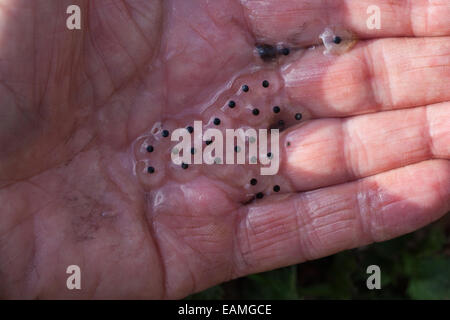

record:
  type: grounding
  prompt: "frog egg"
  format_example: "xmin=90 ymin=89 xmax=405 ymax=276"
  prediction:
xmin=319 ymin=27 xmax=357 ymax=55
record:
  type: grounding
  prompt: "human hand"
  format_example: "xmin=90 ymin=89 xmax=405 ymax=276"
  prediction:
xmin=0 ymin=0 xmax=449 ymax=299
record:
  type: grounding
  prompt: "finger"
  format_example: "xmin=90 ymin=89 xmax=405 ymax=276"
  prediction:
xmin=241 ymin=0 xmax=450 ymax=44
xmin=233 ymin=159 xmax=450 ymax=276
xmin=281 ymin=102 xmax=450 ymax=191
xmin=282 ymin=36 xmax=450 ymax=117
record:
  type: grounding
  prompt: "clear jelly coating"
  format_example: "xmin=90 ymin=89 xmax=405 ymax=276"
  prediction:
xmin=132 ymin=25 xmax=356 ymax=204
xmin=319 ymin=27 xmax=358 ymax=55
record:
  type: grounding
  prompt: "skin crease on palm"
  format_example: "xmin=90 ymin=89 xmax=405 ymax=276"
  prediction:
xmin=0 ymin=0 xmax=449 ymax=300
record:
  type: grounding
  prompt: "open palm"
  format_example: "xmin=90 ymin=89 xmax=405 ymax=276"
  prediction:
xmin=0 ymin=0 xmax=449 ymax=299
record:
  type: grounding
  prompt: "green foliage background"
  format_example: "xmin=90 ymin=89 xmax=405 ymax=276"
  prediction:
xmin=187 ymin=216 xmax=450 ymax=300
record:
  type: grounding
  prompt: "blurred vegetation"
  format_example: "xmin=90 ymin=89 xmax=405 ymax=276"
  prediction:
xmin=187 ymin=215 xmax=450 ymax=300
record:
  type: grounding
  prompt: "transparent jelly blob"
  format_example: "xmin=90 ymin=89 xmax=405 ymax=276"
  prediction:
xmin=319 ymin=27 xmax=358 ymax=55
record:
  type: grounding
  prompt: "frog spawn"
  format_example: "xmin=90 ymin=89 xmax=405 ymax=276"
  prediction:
xmin=133 ymin=26 xmax=357 ymax=204
xmin=133 ymin=75 xmax=305 ymax=203
xmin=319 ymin=27 xmax=358 ymax=55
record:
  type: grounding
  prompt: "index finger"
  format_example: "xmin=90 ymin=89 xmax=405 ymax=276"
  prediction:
xmin=241 ymin=0 xmax=450 ymax=45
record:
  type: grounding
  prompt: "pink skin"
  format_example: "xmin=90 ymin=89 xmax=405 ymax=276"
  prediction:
xmin=0 ymin=0 xmax=449 ymax=299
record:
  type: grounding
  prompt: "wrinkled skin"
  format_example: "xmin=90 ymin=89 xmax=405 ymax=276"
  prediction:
xmin=0 ymin=0 xmax=449 ymax=299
